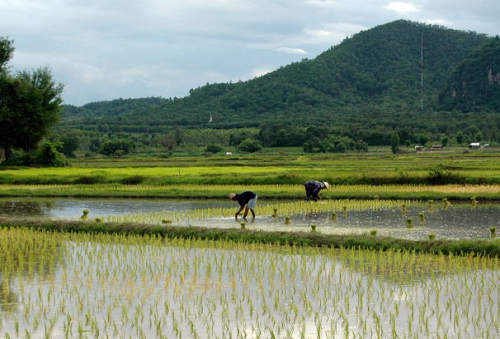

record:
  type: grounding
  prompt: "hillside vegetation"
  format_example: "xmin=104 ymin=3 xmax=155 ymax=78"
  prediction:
xmin=439 ymin=36 xmax=500 ymax=112
xmin=62 ymin=20 xmax=494 ymax=131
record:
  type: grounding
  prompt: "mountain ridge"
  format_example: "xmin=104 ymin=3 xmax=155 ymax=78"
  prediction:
xmin=62 ymin=20 xmax=494 ymax=131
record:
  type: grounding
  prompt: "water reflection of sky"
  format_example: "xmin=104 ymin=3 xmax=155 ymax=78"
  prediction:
xmin=1 ymin=198 xmax=499 ymax=240
xmin=0 ymin=198 xmax=228 ymax=219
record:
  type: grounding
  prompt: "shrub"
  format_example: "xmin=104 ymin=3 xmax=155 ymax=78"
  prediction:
xmin=121 ymin=175 xmax=145 ymax=185
xmin=1 ymin=141 xmax=69 ymax=167
xmin=99 ymin=139 xmax=135 ymax=156
xmin=204 ymin=144 xmax=223 ymax=154
xmin=73 ymin=175 xmax=107 ymax=184
xmin=426 ymin=164 xmax=465 ymax=185
xmin=237 ymin=138 xmax=262 ymax=153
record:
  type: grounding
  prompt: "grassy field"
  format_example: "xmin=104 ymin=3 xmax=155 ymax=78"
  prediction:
xmin=1 ymin=149 xmax=500 ymax=199
xmin=1 ymin=183 xmax=500 ymax=200
xmin=2 ymin=149 xmax=500 ymax=180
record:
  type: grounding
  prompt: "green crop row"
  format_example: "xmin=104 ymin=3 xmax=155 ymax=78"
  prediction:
xmin=1 ymin=218 xmax=499 ymax=257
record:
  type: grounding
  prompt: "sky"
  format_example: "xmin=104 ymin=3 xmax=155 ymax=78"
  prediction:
xmin=1 ymin=0 xmax=498 ymax=106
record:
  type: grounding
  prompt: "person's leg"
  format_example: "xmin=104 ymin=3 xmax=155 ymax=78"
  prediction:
xmin=246 ymin=196 xmax=257 ymax=218
xmin=243 ymin=206 xmax=249 ymax=218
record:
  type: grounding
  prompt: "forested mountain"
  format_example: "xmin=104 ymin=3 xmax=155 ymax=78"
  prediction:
xmin=62 ymin=20 xmax=494 ymax=134
xmin=439 ymin=36 xmax=500 ymax=112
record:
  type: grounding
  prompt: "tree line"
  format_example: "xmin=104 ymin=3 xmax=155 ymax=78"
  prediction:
xmin=0 ymin=37 xmax=65 ymax=165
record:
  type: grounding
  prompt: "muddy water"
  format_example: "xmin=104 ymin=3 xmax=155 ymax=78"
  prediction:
xmin=0 ymin=197 xmax=227 ymax=219
xmin=1 ymin=198 xmax=499 ymax=240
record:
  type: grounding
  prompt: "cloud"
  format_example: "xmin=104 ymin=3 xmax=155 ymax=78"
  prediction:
xmin=248 ymin=67 xmax=274 ymax=79
xmin=2 ymin=0 xmax=499 ymax=105
xmin=385 ymin=2 xmax=420 ymax=14
xmin=275 ymin=47 xmax=308 ymax=55
xmin=305 ymin=0 xmax=339 ymax=8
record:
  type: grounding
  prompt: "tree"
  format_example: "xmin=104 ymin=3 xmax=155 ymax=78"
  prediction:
xmin=99 ymin=139 xmax=135 ymax=156
xmin=0 ymin=64 xmax=64 ymax=161
xmin=0 ymin=37 xmax=14 ymax=74
xmin=237 ymin=138 xmax=262 ymax=153
xmin=57 ymin=131 xmax=81 ymax=157
xmin=204 ymin=144 xmax=223 ymax=154
xmin=390 ymin=133 xmax=399 ymax=154
xmin=416 ymin=134 xmax=429 ymax=146
xmin=441 ymin=136 xmax=449 ymax=147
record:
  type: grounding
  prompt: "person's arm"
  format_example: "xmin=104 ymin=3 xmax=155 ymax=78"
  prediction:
xmin=235 ymin=205 xmax=245 ymax=218
xmin=312 ymin=184 xmax=322 ymax=197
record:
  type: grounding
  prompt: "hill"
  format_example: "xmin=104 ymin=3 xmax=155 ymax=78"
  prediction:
xmin=62 ymin=20 xmax=492 ymax=133
xmin=439 ymin=36 xmax=500 ymax=112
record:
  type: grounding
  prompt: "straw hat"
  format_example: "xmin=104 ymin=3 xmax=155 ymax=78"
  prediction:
xmin=229 ymin=193 xmax=237 ymax=200
xmin=322 ymin=181 xmax=330 ymax=189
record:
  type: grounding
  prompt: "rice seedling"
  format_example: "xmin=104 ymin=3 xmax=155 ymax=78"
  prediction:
xmin=418 ymin=212 xmax=425 ymax=226
xmin=80 ymin=209 xmax=90 ymax=220
xmin=406 ymin=217 xmax=414 ymax=228
xmin=490 ymin=227 xmax=497 ymax=238
xmin=442 ymin=198 xmax=451 ymax=209
xmin=98 ymin=198 xmax=417 ymax=227
xmin=2 ymin=221 xmax=500 ymax=338
xmin=428 ymin=200 xmax=434 ymax=213
xmin=401 ymin=203 xmax=407 ymax=216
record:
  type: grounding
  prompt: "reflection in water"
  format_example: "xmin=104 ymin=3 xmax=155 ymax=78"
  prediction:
xmin=0 ymin=201 xmax=45 ymax=217
xmin=0 ymin=228 xmax=64 ymax=314
xmin=2 ymin=198 xmax=500 ymax=240
xmin=0 ymin=198 xmax=228 ymax=219
xmin=0 ymin=235 xmax=499 ymax=338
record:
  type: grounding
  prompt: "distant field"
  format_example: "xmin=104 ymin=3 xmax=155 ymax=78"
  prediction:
xmin=1 ymin=150 xmax=500 ymax=199
xmin=1 ymin=149 xmax=500 ymax=185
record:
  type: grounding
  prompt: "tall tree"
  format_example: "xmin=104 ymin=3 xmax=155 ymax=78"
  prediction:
xmin=0 ymin=43 xmax=64 ymax=161
xmin=0 ymin=37 xmax=14 ymax=74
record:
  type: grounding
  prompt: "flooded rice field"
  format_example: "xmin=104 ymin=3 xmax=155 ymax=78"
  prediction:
xmin=1 ymin=197 xmax=499 ymax=241
xmin=2 ymin=198 xmax=500 ymax=338
xmin=1 ymin=229 xmax=499 ymax=339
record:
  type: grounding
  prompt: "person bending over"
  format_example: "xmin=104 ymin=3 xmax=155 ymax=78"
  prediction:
xmin=304 ymin=181 xmax=329 ymax=201
xmin=229 ymin=191 xmax=257 ymax=219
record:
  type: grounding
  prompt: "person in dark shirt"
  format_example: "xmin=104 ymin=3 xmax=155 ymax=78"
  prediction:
xmin=229 ymin=191 xmax=257 ymax=219
xmin=304 ymin=181 xmax=329 ymax=201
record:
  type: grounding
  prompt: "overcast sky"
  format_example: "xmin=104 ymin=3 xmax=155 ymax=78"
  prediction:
xmin=1 ymin=1 xmax=498 ymax=106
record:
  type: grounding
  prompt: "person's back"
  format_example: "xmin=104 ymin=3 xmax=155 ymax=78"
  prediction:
xmin=230 ymin=191 xmax=258 ymax=219
xmin=304 ymin=181 xmax=329 ymax=201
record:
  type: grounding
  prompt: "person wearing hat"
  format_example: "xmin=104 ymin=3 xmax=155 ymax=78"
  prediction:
xmin=229 ymin=191 xmax=257 ymax=219
xmin=304 ymin=181 xmax=330 ymax=201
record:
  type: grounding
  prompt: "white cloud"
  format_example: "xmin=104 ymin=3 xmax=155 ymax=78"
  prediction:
xmin=385 ymin=2 xmax=420 ymax=14
xmin=276 ymin=47 xmax=308 ymax=55
xmin=305 ymin=0 xmax=339 ymax=8
xmin=1 ymin=0 xmax=498 ymax=105
xmin=248 ymin=68 xmax=273 ymax=79
xmin=422 ymin=18 xmax=453 ymax=27
xmin=304 ymin=23 xmax=367 ymax=44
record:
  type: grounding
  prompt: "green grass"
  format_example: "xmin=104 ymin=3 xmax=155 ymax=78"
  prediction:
xmin=1 ymin=150 xmax=500 ymax=199
xmin=2 ymin=150 xmax=500 ymax=185
xmin=1 ymin=183 xmax=500 ymax=200
xmin=2 ymin=218 xmax=499 ymax=257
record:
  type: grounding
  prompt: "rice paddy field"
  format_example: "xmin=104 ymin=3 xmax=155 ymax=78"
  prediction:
xmin=1 ymin=228 xmax=499 ymax=339
xmin=1 ymin=150 xmax=500 ymax=187
xmin=1 ymin=152 xmax=500 ymax=338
